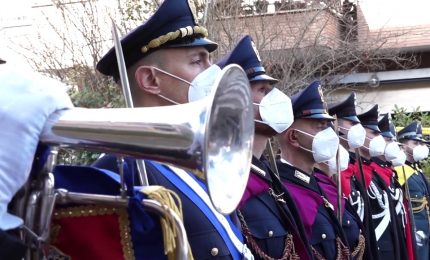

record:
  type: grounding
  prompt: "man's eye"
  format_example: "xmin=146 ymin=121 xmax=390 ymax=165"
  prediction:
xmin=318 ymin=122 xmax=326 ymax=129
xmin=262 ymin=87 xmax=272 ymax=94
xmin=191 ymin=59 xmax=202 ymax=65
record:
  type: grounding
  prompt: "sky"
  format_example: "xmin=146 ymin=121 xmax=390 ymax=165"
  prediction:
xmin=0 ymin=0 xmax=32 ymax=27
xmin=359 ymin=0 xmax=430 ymax=29
xmin=2 ymin=0 xmax=430 ymax=29
xmin=2 ymin=0 xmax=430 ymax=65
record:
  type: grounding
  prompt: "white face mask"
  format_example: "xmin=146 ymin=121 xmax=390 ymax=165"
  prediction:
xmin=254 ymin=88 xmax=294 ymax=133
xmin=391 ymin=150 xmax=407 ymax=166
xmin=367 ymin=135 xmax=386 ymax=157
xmin=295 ymin=127 xmax=340 ymax=163
xmin=384 ymin=141 xmax=401 ymax=161
xmin=339 ymin=124 xmax=366 ymax=149
xmin=326 ymin=144 xmax=349 ymax=175
xmin=188 ymin=65 xmax=222 ymax=102
xmin=152 ymin=64 xmax=222 ymax=104
xmin=421 ymin=145 xmax=429 ymax=159
xmin=413 ymin=145 xmax=428 ymax=162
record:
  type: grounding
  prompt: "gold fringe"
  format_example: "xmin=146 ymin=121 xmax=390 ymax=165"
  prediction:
xmin=141 ymin=26 xmax=208 ymax=54
xmin=53 ymin=205 xmax=135 ymax=260
xmin=411 ymin=196 xmax=428 ymax=213
xmin=140 ymin=186 xmax=193 ymax=260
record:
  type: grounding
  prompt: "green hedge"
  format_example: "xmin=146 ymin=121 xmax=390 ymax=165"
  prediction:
xmin=392 ymin=105 xmax=430 ymax=178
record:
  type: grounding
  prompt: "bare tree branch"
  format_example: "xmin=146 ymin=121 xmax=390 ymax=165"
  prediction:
xmin=205 ymin=0 xmax=418 ymax=96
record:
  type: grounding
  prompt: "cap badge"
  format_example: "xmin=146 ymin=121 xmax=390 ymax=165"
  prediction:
xmin=318 ymin=85 xmax=325 ymax=103
xmin=251 ymin=41 xmax=261 ymax=62
xmin=188 ymin=0 xmax=199 ymax=24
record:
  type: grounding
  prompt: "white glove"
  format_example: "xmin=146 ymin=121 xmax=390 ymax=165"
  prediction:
xmin=0 ymin=64 xmax=73 ymax=230
xmin=416 ymin=230 xmax=426 ymax=246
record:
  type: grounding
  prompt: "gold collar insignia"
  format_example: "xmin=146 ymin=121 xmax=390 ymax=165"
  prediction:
xmin=294 ymin=170 xmax=310 ymax=184
xmin=251 ymin=164 xmax=266 ymax=177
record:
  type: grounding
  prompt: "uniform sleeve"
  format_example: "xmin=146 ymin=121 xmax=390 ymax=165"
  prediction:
xmin=0 ymin=65 xmax=73 ymax=229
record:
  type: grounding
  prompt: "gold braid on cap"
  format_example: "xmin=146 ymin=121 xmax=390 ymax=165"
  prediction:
xmin=141 ymin=25 xmax=208 ymax=53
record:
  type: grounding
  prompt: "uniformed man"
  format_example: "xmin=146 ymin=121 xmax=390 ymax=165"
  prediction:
xmin=328 ymin=92 xmax=379 ymax=259
xmin=276 ymin=81 xmax=350 ymax=259
xmin=396 ymin=121 xmax=430 ymax=260
xmin=357 ymin=105 xmax=406 ymax=259
xmin=374 ymin=113 xmax=412 ymax=258
xmin=313 ymin=135 xmax=366 ymax=259
xmin=217 ymin=35 xmax=313 ymax=260
xmin=94 ymin=0 xmax=252 ymax=258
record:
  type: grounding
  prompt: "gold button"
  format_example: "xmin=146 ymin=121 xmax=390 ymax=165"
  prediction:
xmin=322 ymin=233 xmax=327 ymax=239
xmin=211 ymin=248 xmax=219 ymax=256
xmin=268 ymin=230 xmax=274 ymax=237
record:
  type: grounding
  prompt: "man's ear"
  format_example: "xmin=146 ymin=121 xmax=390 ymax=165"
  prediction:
xmin=287 ymin=128 xmax=301 ymax=148
xmin=135 ymin=66 xmax=160 ymax=94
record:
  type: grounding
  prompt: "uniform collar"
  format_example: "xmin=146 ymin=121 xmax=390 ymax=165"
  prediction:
xmin=371 ymin=157 xmax=388 ymax=167
xmin=251 ymin=156 xmax=272 ymax=182
xmin=313 ymin=169 xmax=335 ymax=186
xmin=361 ymin=156 xmax=372 ymax=165
xmin=277 ymin=160 xmax=320 ymax=194
xmin=348 ymin=151 xmax=356 ymax=163
xmin=406 ymin=160 xmax=415 ymax=168
xmin=280 ymin=158 xmax=291 ymax=165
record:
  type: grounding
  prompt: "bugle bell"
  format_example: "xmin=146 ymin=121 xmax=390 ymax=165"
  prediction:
xmin=42 ymin=64 xmax=254 ymax=214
